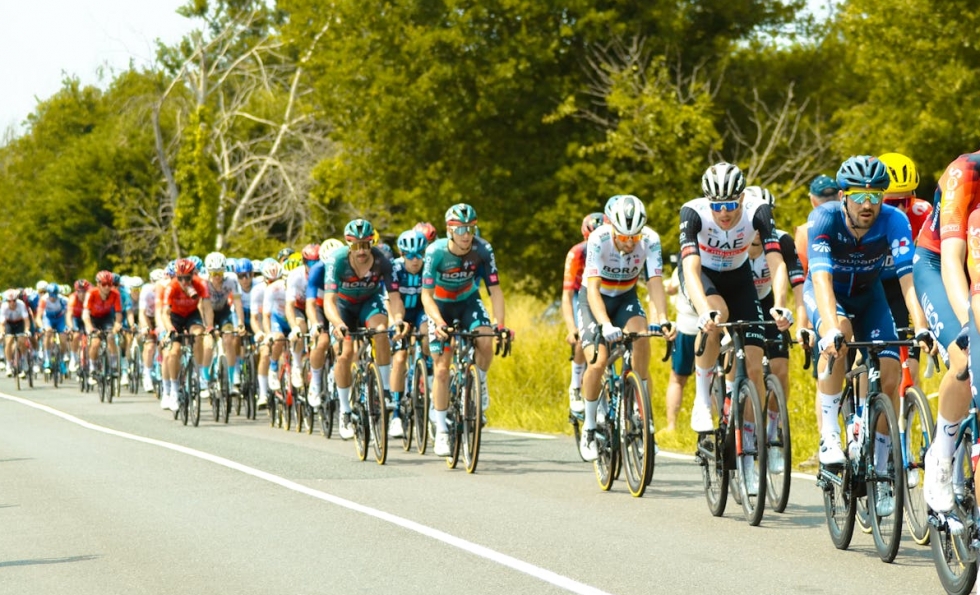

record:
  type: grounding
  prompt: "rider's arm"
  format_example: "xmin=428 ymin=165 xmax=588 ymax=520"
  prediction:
xmin=561 ymin=289 xmax=577 ymax=338
xmin=644 ymin=275 xmax=669 ymax=326
xmin=586 ymin=276 xmax=611 ymax=327
xmin=487 ymin=284 xmax=505 ymax=329
xmin=941 ymin=238 xmax=970 ymax=325
xmin=811 ymin=270 xmax=839 ymax=337
xmin=681 ymin=255 xmax=710 ymax=316
xmin=199 ymin=298 xmax=214 ymax=329
xmin=232 ymin=294 xmax=245 ymax=329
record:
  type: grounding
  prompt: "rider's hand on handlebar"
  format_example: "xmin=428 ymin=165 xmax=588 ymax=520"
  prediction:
xmin=817 ymin=328 xmax=843 ymax=358
xmin=914 ymin=327 xmax=938 ymax=355
xmin=564 ymin=329 xmax=579 ymax=346
xmin=796 ymin=327 xmax=814 ymax=349
xmin=769 ymin=307 xmax=794 ymax=331
xmin=331 ymin=324 xmax=348 ymax=341
xmin=601 ymin=322 xmax=622 ymax=343
xmin=697 ymin=310 xmax=719 ymax=333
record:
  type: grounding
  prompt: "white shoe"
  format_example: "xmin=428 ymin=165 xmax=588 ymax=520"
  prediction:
xmin=768 ymin=444 xmax=785 ymax=474
xmin=269 ymin=374 xmax=281 ymax=392
xmin=819 ymin=437 xmax=846 ymax=466
xmin=200 ymin=386 xmax=210 ymax=398
xmin=742 ymin=456 xmax=759 ymax=496
xmin=389 ymin=417 xmax=404 ymax=438
xmin=120 ymin=371 xmax=129 ymax=385
xmin=257 ymin=393 xmax=268 ymax=408
xmin=160 ymin=392 xmax=170 ymax=409
xmin=68 ymin=360 xmax=78 ymax=373
xmin=875 ymin=482 xmax=895 ymax=516
xmin=4 ymin=370 xmax=11 ymax=378
xmin=291 ymin=367 xmax=303 ymax=388
xmin=32 ymin=364 xmax=39 ymax=374
xmin=690 ymin=402 xmax=714 ymax=433
xmin=435 ymin=431 xmax=452 ymax=457
xmin=579 ymin=429 xmax=598 ymax=462
xmin=339 ymin=413 xmax=355 ymax=440
xmin=142 ymin=377 xmax=154 ymax=393
xmin=308 ymin=389 xmax=321 ymax=409
xmin=481 ymin=382 xmax=490 ymax=412
xmin=569 ymin=387 xmax=585 ymax=414
xmin=308 ymin=380 xmax=321 ymax=403
xmin=87 ymin=375 xmax=98 ymax=386
xmin=924 ymin=447 xmax=955 ymax=513
xmin=167 ymin=392 xmax=180 ymax=412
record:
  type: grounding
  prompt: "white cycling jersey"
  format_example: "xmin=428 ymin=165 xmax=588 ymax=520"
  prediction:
xmin=0 ymin=300 xmax=29 ymax=323
xmin=678 ymin=195 xmax=779 ymax=272
xmin=262 ymin=280 xmax=287 ymax=318
xmin=583 ymin=224 xmax=664 ymax=297
xmin=285 ymin=267 xmax=308 ymax=309
xmin=38 ymin=295 xmax=68 ymax=318
xmin=139 ymin=284 xmax=156 ymax=316
xmin=206 ymin=273 xmax=240 ymax=311
xmin=249 ymin=279 xmax=266 ymax=315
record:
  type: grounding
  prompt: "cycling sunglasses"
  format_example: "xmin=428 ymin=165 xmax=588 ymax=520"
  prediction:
xmin=177 ymin=275 xmax=192 ymax=282
xmin=615 ymin=233 xmax=642 ymax=244
xmin=844 ymin=189 xmax=884 ymax=205
xmin=403 ymin=252 xmax=423 ymax=260
xmin=708 ymin=200 xmax=740 ymax=212
xmin=883 ymin=196 xmax=910 ymax=209
xmin=349 ymin=241 xmax=372 ymax=252
xmin=450 ymin=225 xmax=476 ymax=236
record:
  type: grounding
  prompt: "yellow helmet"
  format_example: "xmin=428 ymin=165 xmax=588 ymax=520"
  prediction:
xmin=878 ymin=152 xmax=919 ymax=193
xmin=282 ymin=252 xmax=304 ymax=272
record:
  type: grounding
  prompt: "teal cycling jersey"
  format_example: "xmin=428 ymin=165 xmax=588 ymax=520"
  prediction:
xmin=324 ymin=246 xmax=396 ymax=304
xmin=422 ymin=237 xmax=499 ymax=302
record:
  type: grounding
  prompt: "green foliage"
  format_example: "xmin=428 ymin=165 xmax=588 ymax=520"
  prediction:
xmin=174 ymin=105 xmax=220 ymax=256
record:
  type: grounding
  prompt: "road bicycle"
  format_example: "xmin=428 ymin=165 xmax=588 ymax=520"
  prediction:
xmin=10 ymin=332 xmax=33 ymax=391
xmin=342 ymin=328 xmax=390 ymax=464
xmin=127 ymin=329 xmax=143 ymax=394
xmin=590 ymin=330 xmax=671 ymax=497
xmin=817 ymin=336 xmax=910 ymax=563
xmin=170 ymin=332 xmax=202 ymax=427
xmin=89 ymin=329 xmax=117 ymax=403
xmin=394 ymin=326 xmax=430 ymax=453
xmin=207 ymin=329 xmax=237 ymax=424
xmin=238 ymin=333 xmax=257 ymax=420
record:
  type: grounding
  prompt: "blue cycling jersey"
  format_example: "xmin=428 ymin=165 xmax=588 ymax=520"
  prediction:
xmin=806 ymin=201 xmax=914 ymax=297
xmin=392 ymin=257 xmax=423 ymax=311
xmin=305 ymin=260 xmax=325 ymax=304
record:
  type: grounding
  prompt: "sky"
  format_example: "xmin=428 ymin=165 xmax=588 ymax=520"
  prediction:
xmin=0 ymin=1 xmax=195 ymax=136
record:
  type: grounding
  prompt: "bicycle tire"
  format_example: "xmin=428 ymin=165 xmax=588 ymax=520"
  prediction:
xmin=867 ymin=392 xmax=905 ymax=563
xmin=220 ymin=356 xmax=231 ymax=424
xmin=52 ymin=344 xmax=61 ymax=388
xmin=734 ymin=378 xmax=767 ymax=526
xmin=903 ymin=385 xmax=934 ymax=545
xmin=699 ymin=371 xmax=729 ymax=516
xmin=190 ymin=368 xmax=201 ymax=427
xmin=593 ymin=386 xmax=616 ymax=491
xmin=14 ymin=351 xmax=21 ymax=391
xmin=212 ymin=359 xmax=223 ymax=423
xmin=764 ymin=374 xmax=792 ymax=513
xmin=351 ymin=368 xmax=370 ymax=461
xmin=320 ymin=398 xmax=335 ymax=439
xmin=366 ymin=362 xmax=388 ymax=465
xmin=129 ymin=341 xmax=141 ymax=394
xmin=179 ymin=360 xmax=190 ymax=425
xmin=463 ymin=364 xmax=483 ymax=474
xmin=620 ymin=370 xmax=652 ymax=497
xmin=446 ymin=367 xmax=462 ymax=469
xmin=930 ymin=426 xmax=978 ymax=595
xmin=242 ymin=353 xmax=255 ymax=420
xmin=281 ymin=366 xmax=293 ymax=431
xmin=269 ymin=391 xmax=279 ymax=427
xmin=412 ymin=357 xmax=429 ymax=455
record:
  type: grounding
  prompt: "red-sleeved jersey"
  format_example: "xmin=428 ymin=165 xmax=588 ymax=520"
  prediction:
xmin=562 ymin=241 xmax=587 ymax=292
xmin=67 ymin=292 xmax=84 ymax=318
xmin=163 ymin=278 xmax=210 ymax=317
xmin=84 ymin=288 xmax=121 ymax=318
xmin=917 ymin=151 xmax=980 ymax=253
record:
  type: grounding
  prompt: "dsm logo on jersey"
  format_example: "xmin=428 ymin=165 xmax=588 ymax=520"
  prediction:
xmin=890 ymin=237 xmax=911 ymax=256
xmin=813 ymin=244 xmax=832 ymax=253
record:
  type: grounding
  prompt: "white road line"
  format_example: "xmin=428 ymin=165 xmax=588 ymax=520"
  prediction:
xmin=0 ymin=392 xmax=612 ymax=595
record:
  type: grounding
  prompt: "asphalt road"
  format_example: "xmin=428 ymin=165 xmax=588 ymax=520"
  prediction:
xmin=0 ymin=376 xmax=948 ymax=595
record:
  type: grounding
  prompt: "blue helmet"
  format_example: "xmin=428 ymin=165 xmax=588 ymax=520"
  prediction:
xmin=396 ymin=230 xmax=428 ymax=256
xmin=377 ymin=242 xmax=394 ymax=261
xmin=165 ymin=260 xmax=177 ymax=278
xmin=836 ymin=156 xmax=890 ymax=191
xmin=234 ymin=258 xmax=254 ymax=275
xmin=188 ymin=255 xmax=204 ymax=273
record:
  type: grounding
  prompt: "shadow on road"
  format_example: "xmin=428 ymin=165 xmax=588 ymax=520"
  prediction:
xmin=0 ymin=554 xmax=99 ymax=568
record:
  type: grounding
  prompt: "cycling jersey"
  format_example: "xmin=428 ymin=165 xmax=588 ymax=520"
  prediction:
xmin=678 ymin=195 xmax=780 ymax=272
xmin=325 ymin=247 xmax=396 ymax=304
xmin=392 ymin=257 xmax=423 ymax=311
xmin=84 ymin=288 xmax=122 ymax=319
xmin=250 ymin=279 xmax=267 ymax=316
xmin=0 ymin=300 xmax=28 ymax=322
xmin=285 ymin=266 xmax=308 ymax=310
xmin=881 ymin=198 xmax=932 ymax=281
xmin=119 ymin=286 xmax=133 ymax=313
xmin=562 ymin=241 xmax=587 ymax=293
xmin=582 ymin=224 xmax=663 ymax=296
xmin=750 ymin=230 xmax=804 ymax=299
xmin=139 ymin=286 xmax=156 ymax=319
xmin=422 ymin=237 xmax=498 ymax=302
xmin=163 ymin=278 xmax=209 ymax=318
xmin=305 ymin=261 xmax=326 ymax=307
xmin=38 ymin=295 xmax=68 ymax=319
xmin=806 ymin=201 xmax=913 ymax=297
xmin=67 ymin=292 xmax=85 ymax=319
xmin=205 ymin=273 xmax=240 ymax=311
xmin=262 ymin=279 xmax=287 ymax=319
xmin=967 ymin=208 xmax=980 ymax=295
xmin=916 ymin=150 xmax=980 ymax=254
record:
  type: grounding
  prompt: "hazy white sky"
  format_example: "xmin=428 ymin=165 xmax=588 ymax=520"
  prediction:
xmin=0 ymin=1 xmax=194 ymax=135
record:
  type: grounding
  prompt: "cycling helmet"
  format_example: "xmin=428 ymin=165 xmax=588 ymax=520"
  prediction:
xmin=124 ymin=276 xmax=144 ymax=288
xmin=149 ymin=268 xmax=166 ymax=283
xmin=74 ymin=279 xmax=91 ymax=293
xmin=233 ymin=259 xmax=254 ymax=275
xmin=204 ymin=251 xmax=226 ymax=272
xmin=276 ymin=247 xmax=295 ymax=263
xmin=112 ymin=273 xmax=121 ymax=286
xmin=165 ymin=260 xmax=177 ymax=278
xmin=701 ymin=162 xmax=746 ymax=201
xmin=836 ymin=155 xmax=890 ymax=191
xmin=175 ymin=259 xmax=197 ymax=277
xmin=96 ymin=270 xmax=114 ymax=286
xmin=282 ymin=253 xmax=303 ymax=272
xmin=48 ymin=284 xmax=60 ymax=296
xmin=250 ymin=259 xmax=262 ymax=272
xmin=321 ymin=238 xmax=344 ymax=252
xmin=397 ymin=230 xmax=428 ymax=255
xmin=59 ymin=284 xmax=71 ymax=296
xmin=413 ymin=222 xmax=437 ymax=243
xmin=344 ymin=219 xmax=375 ymax=243
xmin=35 ymin=280 xmax=48 ymax=292
xmin=4 ymin=289 xmax=18 ymax=301
xmin=261 ymin=259 xmax=282 ymax=281
xmin=187 ymin=255 xmax=204 ymax=273
xmin=301 ymin=243 xmax=320 ymax=262
xmin=743 ymin=185 xmax=775 ymax=207
xmin=445 ymin=203 xmax=478 ymax=225
xmin=224 ymin=257 xmax=237 ymax=273
xmin=377 ymin=242 xmax=394 ymax=261
xmin=581 ymin=212 xmax=605 ymax=240
xmin=607 ymin=195 xmax=647 ymax=236
xmin=878 ymin=152 xmax=919 ymax=193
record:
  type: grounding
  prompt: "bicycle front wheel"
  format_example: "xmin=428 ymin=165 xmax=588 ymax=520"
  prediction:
xmin=462 ymin=364 xmax=483 ymax=474
xmin=930 ymin=426 xmax=978 ymax=595
xmin=619 ymin=370 xmax=652 ymax=497
xmin=903 ymin=385 xmax=934 ymax=545
xmin=867 ymin=392 xmax=905 ymax=563
xmin=189 ymin=369 xmax=201 ymax=427
xmin=366 ymin=362 xmax=388 ymax=465
xmin=734 ymin=378 xmax=767 ymax=526
xmin=764 ymin=374 xmax=792 ymax=513
xmin=412 ymin=357 xmax=429 ymax=455
xmin=352 ymin=370 xmax=369 ymax=461
xmin=698 ymin=371 xmax=729 ymax=516
xmin=593 ymin=388 xmax=617 ymax=491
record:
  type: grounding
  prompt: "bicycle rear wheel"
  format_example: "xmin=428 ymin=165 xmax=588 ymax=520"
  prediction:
xmin=412 ymin=358 xmax=429 ymax=455
xmin=366 ymin=362 xmax=388 ymax=465
xmin=14 ymin=352 xmax=21 ymax=391
xmin=220 ymin=356 xmax=231 ymax=424
xmin=867 ymin=392 xmax=905 ymax=563
xmin=698 ymin=371 xmax=729 ymax=516
xmin=593 ymin=387 xmax=617 ymax=491
xmin=619 ymin=370 xmax=652 ymax=497
xmin=352 ymin=370 xmax=370 ymax=461
xmin=734 ymin=378 xmax=767 ymax=526
xmin=764 ymin=374 xmax=792 ymax=513
xmin=930 ymin=428 xmax=978 ymax=595
xmin=903 ymin=385 xmax=934 ymax=545
xmin=446 ymin=368 xmax=462 ymax=469
xmin=320 ymin=398 xmax=336 ymax=439
xmin=462 ymin=364 xmax=483 ymax=474
xmin=281 ymin=366 xmax=293 ymax=431
xmin=189 ymin=369 xmax=201 ymax=427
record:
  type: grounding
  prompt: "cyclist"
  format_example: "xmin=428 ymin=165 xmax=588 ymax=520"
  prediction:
xmin=82 ymin=270 xmax=124 ymax=385
xmin=201 ymin=252 xmax=246 ymax=397
xmin=306 ymin=238 xmax=345 ymax=407
xmin=562 ymin=212 xmax=604 ymax=415
xmin=920 ymin=149 xmax=980 ymax=513
xmin=138 ymin=268 xmax=165 ymax=393
xmin=284 ymin=244 xmax=319 ymax=390
xmin=679 ymin=162 xmax=792 ymax=496
xmin=806 ymin=155 xmax=933 ymax=514
xmin=663 ymin=261 xmax=698 ymax=433
xmin=233 ymin=258 xmax=255 ymax=389
xmin=421 ymin=204 xmax=510 ymax=457
xmin=1 ymin=289 xmax=31 ymax=377
xmin=253 ymin=259 xmax=278 ymax=406
xmin=576 ymin=195 xmax=673 ymax=461
xmin=323 ymin=219 xmax=404 ymax=440
xmin=66 ymin=279 xmax=90 ymax=374
xmin=414 ymin=221 xmax=438 ymax=244
xmin=35 ymin=282 xmax=69 ymax=375
xmin=262 ymin=259 xmax=290 ymax=394
xmin=388 ymin=229 xmax=430 ymax=438
xmin=161 ymin=258 xmax=214 ymax=411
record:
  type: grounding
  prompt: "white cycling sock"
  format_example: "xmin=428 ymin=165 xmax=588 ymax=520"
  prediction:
xmin=258 ymin=375 xmax=268 ymax=396
xmin=311 ymin=366 xmax=323 ymax=385
xmin=570 ymin=362 xmax=585 ymax=389
xmin=875 ymin=432 xmax=892 ymax=474
xmin=338 ymin=386 xmax=352 ymax=413
xmin=819 ymin=391 xmax=843 ymax=440
xmin=379 ymin=364 xmax=391 ymax=391
xmin=432 ymin=408 xmax=448 ymax=432
xmin=743 ymin=421 xmax=756 ymax=451
xmin=584 ymin=398 xmax=599 ymax=431
xmin=932 ymin=412 xmax=960 ymax=461
xmin=694 ymin=366 xmax=713 ymax=409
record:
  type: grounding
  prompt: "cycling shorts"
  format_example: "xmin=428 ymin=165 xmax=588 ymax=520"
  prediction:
xmin=576 ymin=287 xmax=646 ymax=350
xmin=913 ymin=246 xmax=957 ymax=366
xmin=427 ymin=293 xmax=491 ymax=354
xmin=671 ymin=332 xmax=696 ymax=376
xmin=170 ymin=311 xmax=204 ymax=334
xmin=803 ymin=276 xmax=899 ymax=361
xmin=679 ymin=261 xmax=765 ymax=349
xmin=42 ymin=314 xmax=67 ymax=333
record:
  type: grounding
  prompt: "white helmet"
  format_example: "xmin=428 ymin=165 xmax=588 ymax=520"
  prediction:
xmin=319 ymin=238 xmax=345 ymax=264
xmin=743 ymin=185 xmax=775 ymax=207
xmin=204 ymin=251 xmax=226 ymax=273
xmin=608 ymin=195 xmax=647 ymax=236
xmin=149 ymin=268 xmax=166 ymax=283
xmin=701 ymin=162 xmax=746 ymax=201
xmin=123 ymin=275 xmax=144 ymax=288
xmin=35 ymin=280 xmax=48 ymax=292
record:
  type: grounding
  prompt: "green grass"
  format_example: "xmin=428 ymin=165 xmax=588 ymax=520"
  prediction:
xmin=488 ymin=293 xmax=942 ymax=470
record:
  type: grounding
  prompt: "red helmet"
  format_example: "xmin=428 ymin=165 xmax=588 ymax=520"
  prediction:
xmin=74 ymin=279 xmax=91 ymax=293
xmin=413 ymin=221 xmax=437 ymax=243
xmin=175 ymin=259 xmax=197 ymax=277
xmin=95 ymin=270 xmax=114 ymax=286
xmin=301 ymin=243 xmax=320 ymax=262
xmin=581 ymin=212 xmax=604 ymax=240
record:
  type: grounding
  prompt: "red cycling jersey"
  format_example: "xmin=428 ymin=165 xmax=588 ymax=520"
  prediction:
xmin=562 ymin=241 xmax=587 ymax=292
xmin=67 ymin=293 xmax=84 ymax=318
xmin=84 ymin=288 xmax=121 ymax=318
xmin=164 ymin=278 xmax=210 ymax=317
xmin=917 ymin=150 xmax=980 ymax=253
xmin=968 ymin=208 xmax=980 ymax=295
